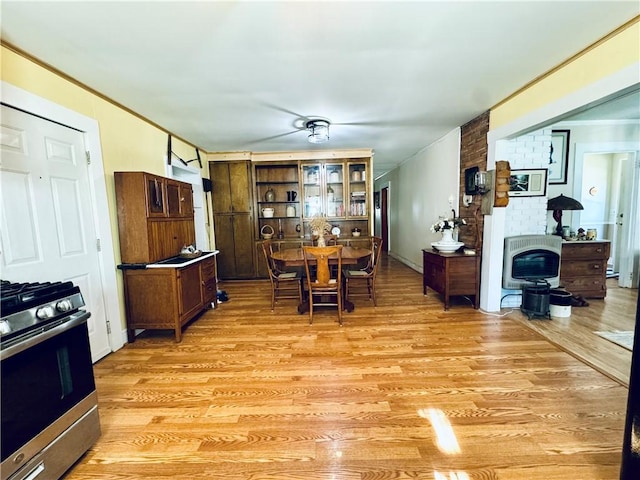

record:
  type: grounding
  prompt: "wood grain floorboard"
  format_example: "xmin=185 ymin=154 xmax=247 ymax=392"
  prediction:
xmin=508 ymin=277 xmax=636 ymax=385
xmin=65 ymin=254 xmax=631 ymax=479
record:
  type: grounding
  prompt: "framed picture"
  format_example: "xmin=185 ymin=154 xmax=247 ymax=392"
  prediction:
xmin=549 ymin=129 xmax=570 ymax=184
xmin=508 ymin=169 xmax=548 ymax=197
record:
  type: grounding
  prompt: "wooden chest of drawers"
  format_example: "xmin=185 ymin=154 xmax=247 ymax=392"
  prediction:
xmin=422 ymin=249 xmax=480 ymax=310
xmin=560 ymin=241 xmax=610 ymax=298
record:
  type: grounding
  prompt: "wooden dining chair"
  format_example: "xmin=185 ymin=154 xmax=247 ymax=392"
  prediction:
xmin=343 ymin=236 xmax=383 ymax=306
xmin=261 ymin=240 xmax=302 ymax=311
xmin=302 ymin=245 xmax=343 ymax=325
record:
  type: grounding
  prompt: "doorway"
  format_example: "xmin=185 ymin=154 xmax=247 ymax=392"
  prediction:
xmin=381 ymin=187 xmax=389 ymax=252
xmin=574 ymin=144 xmax=640 ymax=288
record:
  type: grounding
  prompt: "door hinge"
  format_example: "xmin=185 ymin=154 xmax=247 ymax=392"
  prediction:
xmin=96 ymin=238 xmax=101 ymax=252
xmin=106 ymin=320 xmax=112 ymax=335
xmin=86 ymin=151 xmax=91 ymax=164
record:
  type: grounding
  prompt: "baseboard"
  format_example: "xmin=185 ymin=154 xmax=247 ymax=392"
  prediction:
xmin=388 ymin=251 xmax=422 ymax=274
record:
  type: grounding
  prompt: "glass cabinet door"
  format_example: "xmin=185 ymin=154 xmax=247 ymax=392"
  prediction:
xmin=301 ymin=164 xmax=322 ymax=218
xmin=301 ymin=163 xmax=346 ymax=219
xmin=325 ymin=163 xmax=344 ymax=218
xmin=348 ymin=162 xmax=368 ymax=217
xmin=145 ymin=174 xmax=166 ymax=217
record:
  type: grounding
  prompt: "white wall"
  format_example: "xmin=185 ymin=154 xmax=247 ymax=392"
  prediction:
xmin=375 ymin=128 xmax=460 ymax=271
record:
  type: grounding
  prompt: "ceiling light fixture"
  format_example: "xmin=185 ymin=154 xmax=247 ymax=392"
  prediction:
xmin=306 ymin=119 xmax=330 ymax=144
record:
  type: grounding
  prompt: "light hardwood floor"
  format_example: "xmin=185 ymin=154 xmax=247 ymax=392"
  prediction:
xmin=68 ymin=255 xmax=631 ymax=479
xmin=509 ymin=278 xmax=637 ymax=386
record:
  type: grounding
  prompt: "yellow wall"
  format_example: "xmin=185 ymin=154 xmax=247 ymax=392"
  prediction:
xmin=491 ymin=17 xmax=640 ymax=129
xmin=1 ymin=45 xmax=203 ymax=263
xmin=1 ymin=45 xmax=205 ymax=335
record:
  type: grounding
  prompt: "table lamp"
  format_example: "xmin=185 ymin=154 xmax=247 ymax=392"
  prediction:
xmin=547 ymin=194 xmax=584 ymax=236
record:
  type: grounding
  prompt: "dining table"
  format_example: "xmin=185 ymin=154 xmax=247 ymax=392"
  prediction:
xmin=271 ymin=246 xmax=372 ymax=313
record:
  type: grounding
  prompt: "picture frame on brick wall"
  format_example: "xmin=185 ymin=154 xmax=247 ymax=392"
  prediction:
xmin=549 ymin=129 xmax=570 ymax=184
xmin=508 ymin=169 xmax=548 ymax=197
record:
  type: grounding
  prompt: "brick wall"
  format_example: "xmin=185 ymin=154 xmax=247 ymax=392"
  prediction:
xmin=503 ymin=128 xmax=551 ymax=236
xmin=459 ymin=111 xmax=489 ymax=250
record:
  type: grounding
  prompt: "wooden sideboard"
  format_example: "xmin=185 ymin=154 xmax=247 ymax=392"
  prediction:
xmin=422 ymin=249 xmax=480 ymax=310
xmin=560 ymin=240 xmax=610 ymax=298
xmin=121 ymin=253 xmax=218 ymax=343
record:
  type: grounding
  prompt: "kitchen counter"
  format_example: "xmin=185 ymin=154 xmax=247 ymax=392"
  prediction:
xmin=147 ymin=250 xmax=218 ymax=268
xmin=118 ymin=250 xmax=218 ymax=270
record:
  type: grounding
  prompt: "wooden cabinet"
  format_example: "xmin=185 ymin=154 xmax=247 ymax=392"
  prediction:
xmin=254 ymin=162 xmax=302 ymax=240
xmin=209 ymin=161 xmax=255 ymax=279
xmin=116 ymin=172 xmax=218 ymax=343
xmin=209 ymin=150 xmax=373 ymax=279
xmin=213 ymin=214 xmax=255 ymax=279
xmin=122 ymin=254 xmax=218 ymax=343
xmin=211 ymin=161 xmax=252 ymax=214
xmin=166 ymin=181 xmax=194 ymax=217
xmin=115 ymin=171 xmax=195 ymax=263
xmin=422 ymin=249 xmax=480 ymax=310
xmin=560 ymin=241 xmax=610 ymax=298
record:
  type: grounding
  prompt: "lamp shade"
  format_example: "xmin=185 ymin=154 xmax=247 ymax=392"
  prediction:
xmin=547 ymin=194 xmax=584 ymax=211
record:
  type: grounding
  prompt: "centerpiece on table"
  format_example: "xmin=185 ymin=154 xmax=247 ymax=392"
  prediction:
xmin=307 ymin=216 xmax=333 ymax=246
xmin=430 ymin=210 xmax=466 ymax=253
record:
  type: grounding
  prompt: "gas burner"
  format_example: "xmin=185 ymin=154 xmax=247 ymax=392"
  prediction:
xmin=1 ymin=279 xmax=84 ymax=345
xmin=1 ymin=280 xmax=78 ymax=316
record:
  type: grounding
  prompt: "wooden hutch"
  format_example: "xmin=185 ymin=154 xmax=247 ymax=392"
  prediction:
xmin=207 ymin=149 xmax=374 ymax=279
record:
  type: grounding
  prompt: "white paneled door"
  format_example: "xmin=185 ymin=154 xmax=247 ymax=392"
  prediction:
xmin=0 ymin=105 xmax=111 ymax=362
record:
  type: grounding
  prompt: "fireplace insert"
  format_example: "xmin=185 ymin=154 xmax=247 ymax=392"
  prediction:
xmin=503 ymin=235 xmax=562 ymax=289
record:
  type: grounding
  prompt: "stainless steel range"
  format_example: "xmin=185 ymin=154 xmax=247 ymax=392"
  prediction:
xmin=1 ymin=280 xmax=101 ymax=480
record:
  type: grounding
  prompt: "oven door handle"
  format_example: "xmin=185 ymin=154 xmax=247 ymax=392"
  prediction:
xmin=0 ymin=310 xmax=91 ymax=360
xmin=22 ymin=461 xmax=46 ymax=480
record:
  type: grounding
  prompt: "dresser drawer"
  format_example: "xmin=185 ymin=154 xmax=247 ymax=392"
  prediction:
xmin=562 ymin=241 xmax=610 ymax=260
xmin=561 ymin=259 xmax=607 ymax=277
xmin=201 ymin=257 xmax=217 ymax=280
xmin=560 ymin=276 xmax=606 ymax=298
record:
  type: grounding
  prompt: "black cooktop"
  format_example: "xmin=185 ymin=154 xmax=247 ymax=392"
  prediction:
xmin=0 ymin=280 xmax=80 ymax=318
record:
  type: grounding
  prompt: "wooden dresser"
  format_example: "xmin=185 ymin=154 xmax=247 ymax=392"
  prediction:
xmin=422 ymin=249 xmax=480 ymax=310
xmin=560 ymin=240 xmax=610 ymax=298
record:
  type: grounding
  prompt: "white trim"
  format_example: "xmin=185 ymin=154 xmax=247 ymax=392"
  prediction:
xmin=1 ymin=81 xmax=125 ymax=352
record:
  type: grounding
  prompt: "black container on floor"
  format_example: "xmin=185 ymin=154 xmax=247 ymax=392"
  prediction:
xmin=521 ymin=280 xmax=551 ymax=319
xmin=550 ymin=288 xmax=572 ymax=306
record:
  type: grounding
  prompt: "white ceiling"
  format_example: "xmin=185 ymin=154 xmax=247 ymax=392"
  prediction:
xmin=1 ymin=1 xmax=638 ymax=177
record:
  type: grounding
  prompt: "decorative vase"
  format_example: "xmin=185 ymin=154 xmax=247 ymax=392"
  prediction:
xmin=264 ymin=188 xmax=275 ymax=202
xmin=317 ymin=234 xmax=326 ymax=247
xmin=440 ymin=229 xmax=455 ymax=244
